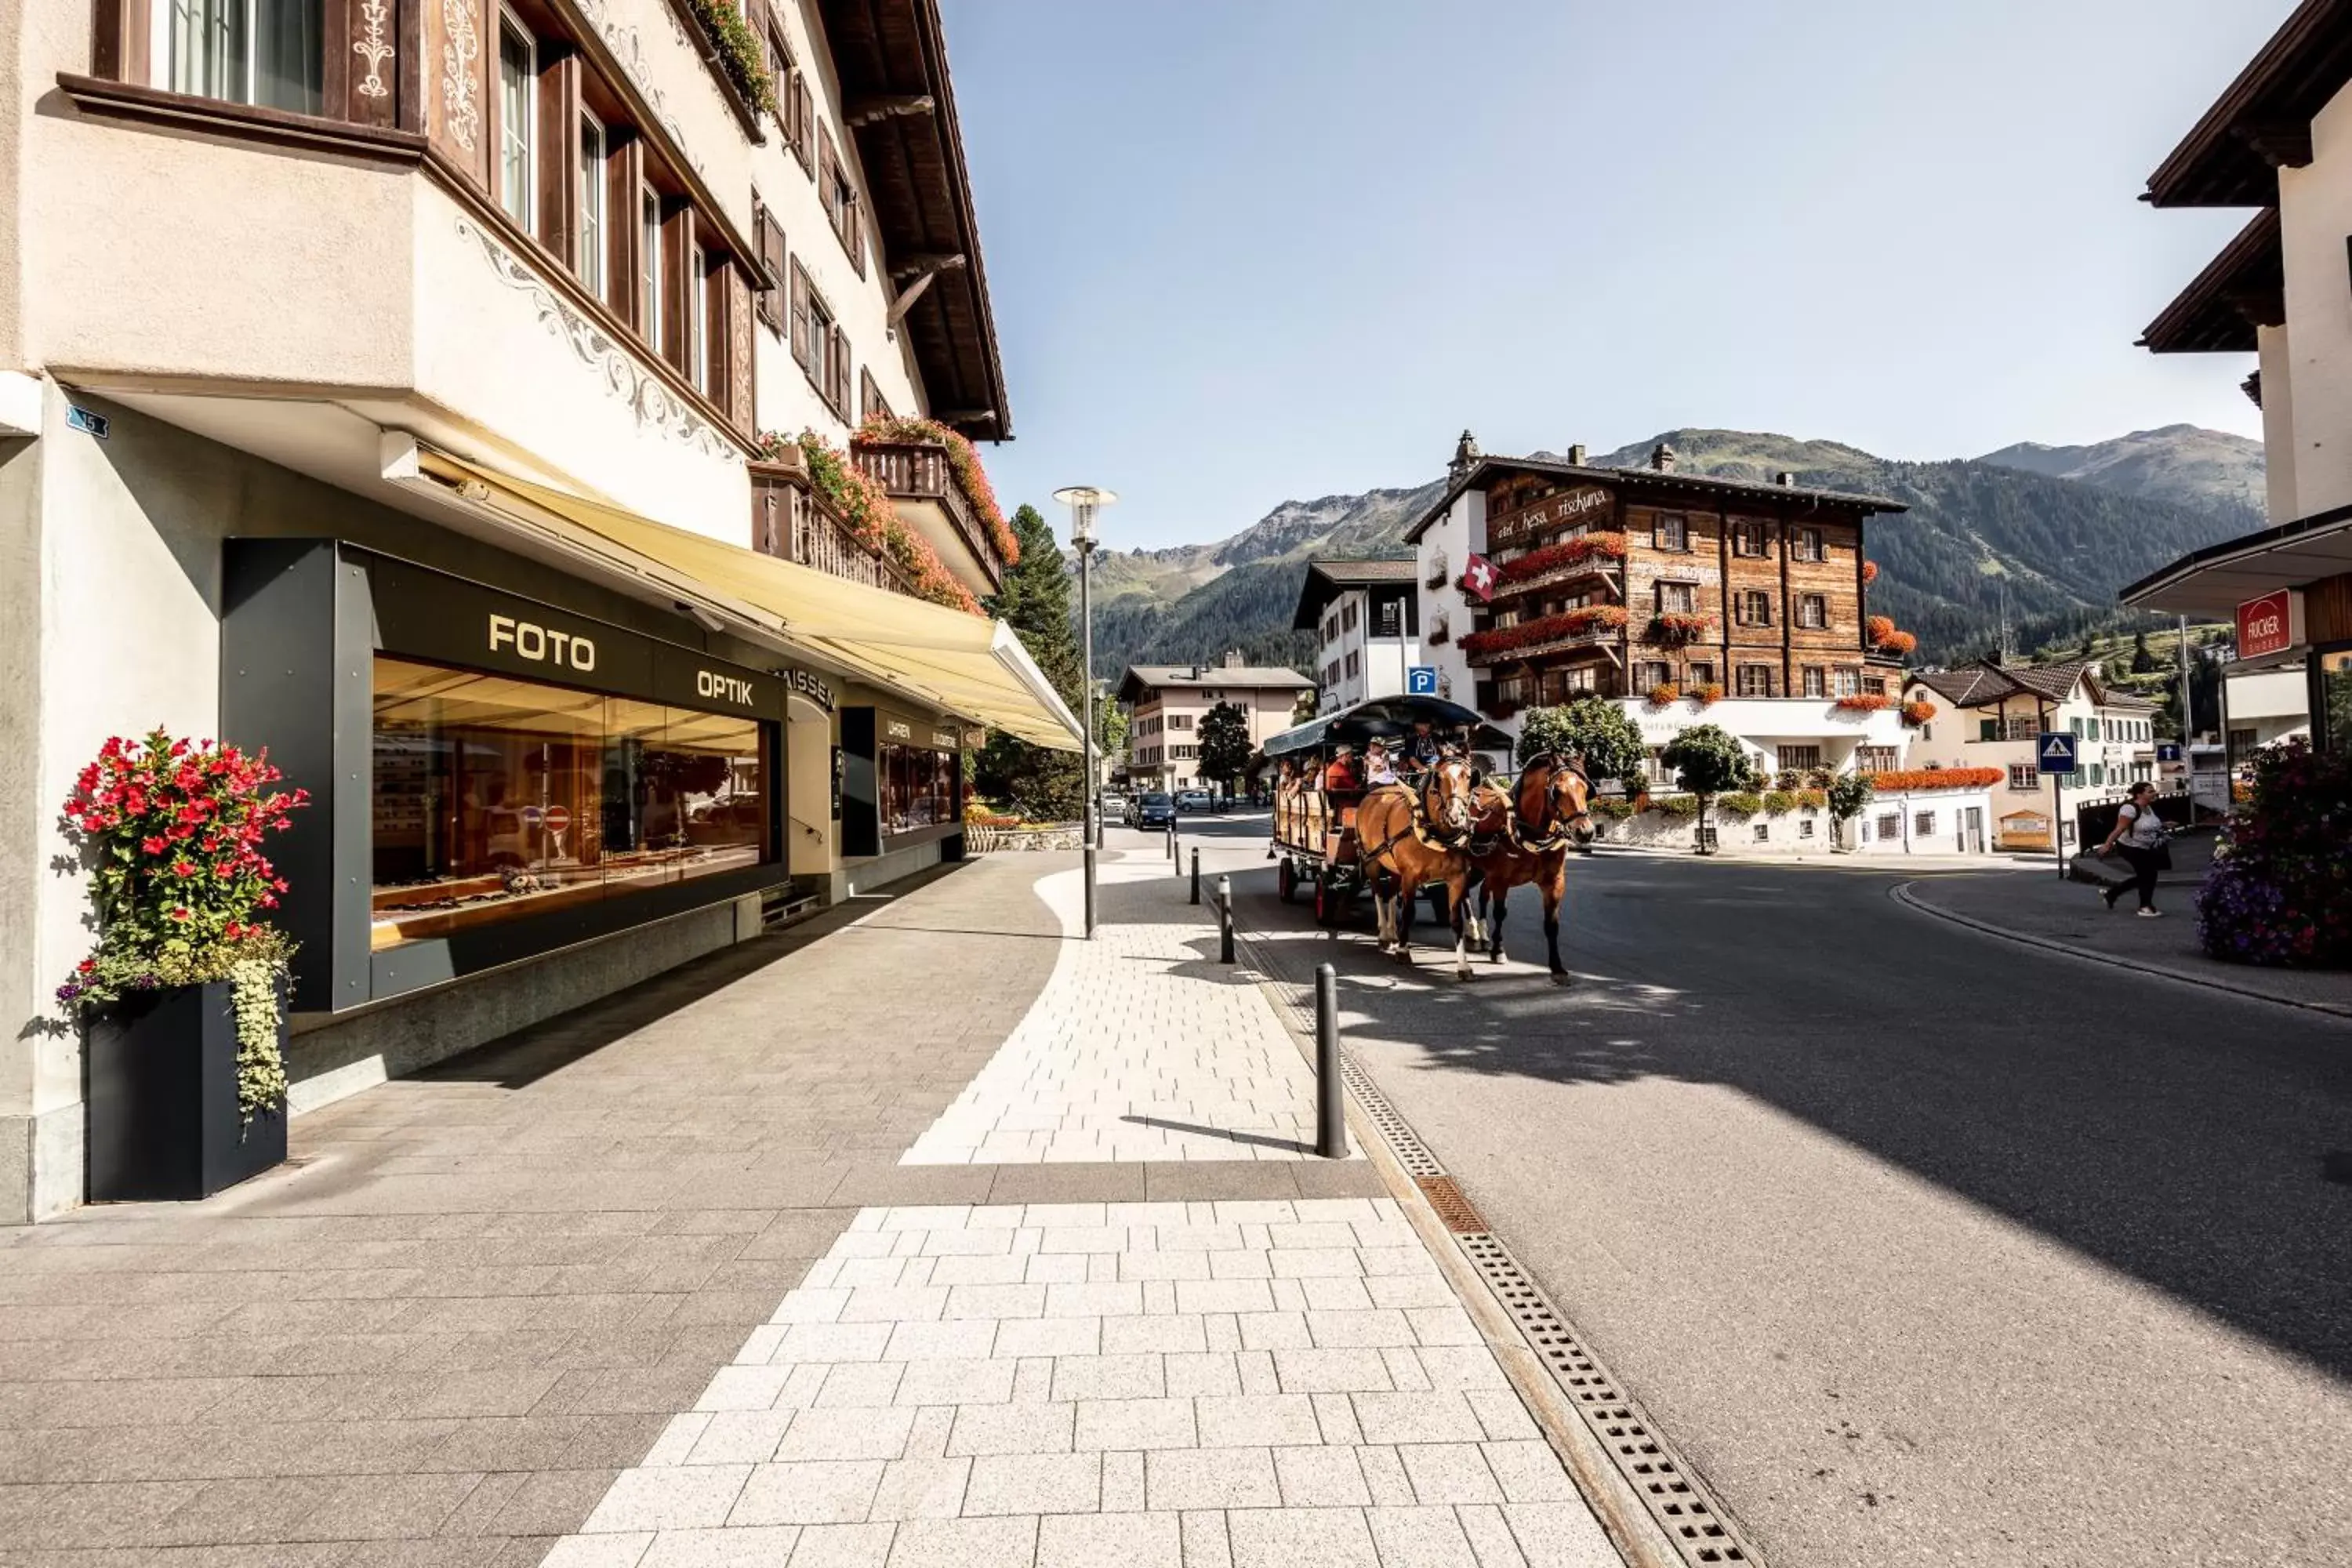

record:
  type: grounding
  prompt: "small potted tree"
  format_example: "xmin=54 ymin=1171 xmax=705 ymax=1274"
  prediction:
xmin=1658 ymin=724 xmax=1749 ymax=855
xmin=55 ymin=730 xmax=308 ymax=1200
xmin=1827 ymin=771 xmax=1875 ymax=851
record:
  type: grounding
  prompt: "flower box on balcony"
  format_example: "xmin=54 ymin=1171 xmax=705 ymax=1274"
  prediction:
xmin=1640 ymin=613 xmax=1712 ymax=649
xmin=1833 ymin=693 xmax=1893 ymax=714
xmin=1459 ymin=606 xmax=1628 ymax=662
xmin=1496 ymin=533 xmax=1627 ymax=590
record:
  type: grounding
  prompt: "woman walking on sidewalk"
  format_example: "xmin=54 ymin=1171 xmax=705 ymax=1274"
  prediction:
xmin=2099 ymin=781 xmax=2171 ymax=917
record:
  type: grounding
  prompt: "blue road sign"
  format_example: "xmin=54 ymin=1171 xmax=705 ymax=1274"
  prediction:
xmin=1406 ymin=666 xmax=1439 ymax=696
xmin=2036 ymin=732 xmax=2078 ymax=775
xmin=2157 ymin=741 xmax=2183 ymax=764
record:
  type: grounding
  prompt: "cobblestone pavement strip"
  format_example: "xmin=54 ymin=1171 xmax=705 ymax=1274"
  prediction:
xmin=0 ymin=843 xmax=1621 ymax=1566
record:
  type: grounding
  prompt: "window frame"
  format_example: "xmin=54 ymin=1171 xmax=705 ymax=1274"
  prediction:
xmin=1800 ymin=666 xmax=1826 ymax=699
xmin=1797 ymin=593 xmax=1828 ymax=630
xmin=577 ymin=110 xmax=608 ymax=298
xmin=1737 ymin=589 xmax=1773 ymax=627
xmin=1736 ymin=663 xmax=1776 ymax=699
xmin=1653 ymin=513 xmax=1689 ymax=553
xmin=1657 ymin=579 xmax=1697 ymax=615
xmin=640 ymin=187 xmax=664 ymax=354
xmin=1795 ymin=527 xmax=1824 ymax=563
xmin=1732 ymin=520 xmax=1768 ymax=558
xmin=495 ymin=11 xmax=538 ymax=237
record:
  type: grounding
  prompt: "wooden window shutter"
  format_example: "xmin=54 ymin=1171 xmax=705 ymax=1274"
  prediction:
xmin=830 ymin=328 xmax=850 ymax=413
xmin=793 ymin=77 xmax=814 ymax=172
xmin=789 ymin=260 xmax=811 ymax=368
xmin=847 ymin=195 xmax=866 ymax=278
xmin=818 ymin=125 xmax=837 ymax=221
xmin=753 ymin=202 xmax=782 ymax=329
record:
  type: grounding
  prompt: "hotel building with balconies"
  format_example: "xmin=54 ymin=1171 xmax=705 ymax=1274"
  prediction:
xmin=1406 ymin=434 xmax=1915 ymax=783
xmin=0 ymin=0 xmax=1076 ymax=1218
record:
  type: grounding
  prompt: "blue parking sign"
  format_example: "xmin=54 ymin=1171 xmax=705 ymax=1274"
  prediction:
xmin=1406 ymin=666 xmax=1439 ymax=696
xmin=2036 ymin=732 xmax=2078 ymax=775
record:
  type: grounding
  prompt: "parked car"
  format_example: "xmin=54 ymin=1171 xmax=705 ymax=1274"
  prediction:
xmin=1175 ymin=789 xmax=1213 ymax=813
xmin=1130 ymin=793 xmax=1176 ymax=829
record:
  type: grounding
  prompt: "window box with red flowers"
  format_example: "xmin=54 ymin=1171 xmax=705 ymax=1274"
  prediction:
xmin=1495 ymin=532 xmax=1628 ymax=590
xmin=1865 ymin=615 xmax=1918 ymax=658
xmin=1641 ymin=613 xmax=1712 ymax=649
xmin=1645 ymin=682 xmax=1681 ymax=707
xmin=1867 ymin=767 xmax=2003 ymax=792
xmin=1459 ymin=605 xmax=1628 ymax=662
xmin=55 ymin=731 xmax=309 ymax=1201
xmin=1687 ymin=683 xmax=1724 ymax=708
xmin=1833 ymin=692 xmax=1894 ymax=714
xmin=1900 ymin=699 xmax=1936 ymax=728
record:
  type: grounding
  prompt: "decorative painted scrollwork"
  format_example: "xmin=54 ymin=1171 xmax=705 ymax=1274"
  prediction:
xmin=441 ymin=0 xmax=481 ymax=151
xmin=455 ymin=216 xmax=739 ymax=460
xmin=354 ymin=0 xmax=394 ymax=99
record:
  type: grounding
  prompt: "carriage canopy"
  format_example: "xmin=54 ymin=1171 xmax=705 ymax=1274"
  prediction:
xmin=1260 ymin=695 xmax=1514 ymax=760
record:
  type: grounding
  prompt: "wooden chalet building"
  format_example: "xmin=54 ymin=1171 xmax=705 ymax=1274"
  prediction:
xmin=1409 ymin=435 xmax=1915 ymax=781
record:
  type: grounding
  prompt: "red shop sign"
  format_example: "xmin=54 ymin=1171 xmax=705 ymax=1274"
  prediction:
xmin=2236 ymin=589 xmax=2301 ymax=659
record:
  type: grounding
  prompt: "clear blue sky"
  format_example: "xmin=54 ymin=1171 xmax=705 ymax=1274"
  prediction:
xmin=938 ymin=0 xmax=2291 ymax=551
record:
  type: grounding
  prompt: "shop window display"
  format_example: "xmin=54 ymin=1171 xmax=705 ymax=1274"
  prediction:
xmin=881 ymin=741 xmax=958 ymax=835
xmin=370 ymin=658 xmax=769 ymax=949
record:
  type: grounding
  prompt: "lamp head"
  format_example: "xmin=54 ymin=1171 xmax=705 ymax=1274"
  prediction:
xmin=1052 ymin=485 xmax=1117 ymax=549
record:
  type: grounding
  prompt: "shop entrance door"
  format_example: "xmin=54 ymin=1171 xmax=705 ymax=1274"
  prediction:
xmin=1961 ymin=806 xmax=1985 ymax=854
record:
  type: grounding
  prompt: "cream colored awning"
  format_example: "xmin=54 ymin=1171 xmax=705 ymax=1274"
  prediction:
xmin=397 ymin=443 xmax=1082 ymax=750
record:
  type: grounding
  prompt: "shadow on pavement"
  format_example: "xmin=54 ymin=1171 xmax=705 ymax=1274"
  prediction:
xmin=1225 ymin=848 xmax=2352 ymax=1384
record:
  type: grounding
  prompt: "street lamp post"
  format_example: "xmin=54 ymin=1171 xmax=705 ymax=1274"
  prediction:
xmin=1054 ymin=486 xmax=1117 ymax=939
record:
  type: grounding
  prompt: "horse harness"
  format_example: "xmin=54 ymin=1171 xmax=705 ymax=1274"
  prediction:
xmin=1476 ymin=754 xmax=1592 ymax=857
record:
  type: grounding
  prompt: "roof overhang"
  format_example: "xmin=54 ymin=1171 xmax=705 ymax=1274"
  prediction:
xmin=2144 ymin=0 xmax=2352 ymax=206
xmin=2140 ymin=209 xmax=2283 ymax=353
xmin=1290 ymin=561 xmax=1412 ymax=630
xmin=1400 ymin=454 xmax=1905 ymax=544
xmin=818 ymin=0 xmax=1011 ymax=439
xmin=2120 ymin=500 xmax=2352 ymax=617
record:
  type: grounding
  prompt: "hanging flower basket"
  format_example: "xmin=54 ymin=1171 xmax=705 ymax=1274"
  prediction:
xmin=55 ymin=731 xmax=309 ymax=1200
xmin=1833 ymin=692 xmax=1893 ymax=713
xmin=1900 ymin=699 xmax=1937 ymax=727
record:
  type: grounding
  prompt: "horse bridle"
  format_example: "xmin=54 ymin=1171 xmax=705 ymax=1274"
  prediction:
xmin=1504 ymin=753 xmax=1593 ymax=853
xmin=1361 ymin=755 xmax=1475 ymax=865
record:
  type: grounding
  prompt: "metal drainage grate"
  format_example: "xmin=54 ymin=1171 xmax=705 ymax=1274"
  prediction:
xmin=1416 ymin=1174 xmax=1486 ymax=1233
xmin=1459 ymin=1232 xmax=1757 ymax=1566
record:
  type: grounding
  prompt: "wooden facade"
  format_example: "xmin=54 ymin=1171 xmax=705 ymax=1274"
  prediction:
xmin=1469 ymin=467 xmax=1889 ymax=710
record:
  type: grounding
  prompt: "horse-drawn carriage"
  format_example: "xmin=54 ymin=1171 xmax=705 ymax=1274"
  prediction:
xmin=1263 ymin=695 xmax=1595 ymax=977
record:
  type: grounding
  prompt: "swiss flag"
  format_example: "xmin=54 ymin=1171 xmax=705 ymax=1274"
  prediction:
xmin=1459 ymin=553 xmax=1497 ymax=603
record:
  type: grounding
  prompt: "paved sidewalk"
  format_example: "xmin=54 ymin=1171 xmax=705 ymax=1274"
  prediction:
xmin=902 ymin=856 xmax=1329 ymax=1164
xmin=0 ymin=841 xmax=1624 ymax=1567
xmin=1900 ymin=865 xmax=2352 ymax=1015
xmin=542 ymin=1199 xmax=1612 ymax=1568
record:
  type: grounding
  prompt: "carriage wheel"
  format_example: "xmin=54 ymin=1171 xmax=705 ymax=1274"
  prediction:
xmin=1314 ymin=877 xmax=1338 ymax=927
xmin=1277 ymin=858 xmax=1297 ymax=903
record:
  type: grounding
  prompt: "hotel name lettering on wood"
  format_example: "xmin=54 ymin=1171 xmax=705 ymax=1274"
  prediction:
xmin=1494 ymin=485 xmax=1612 ymax=539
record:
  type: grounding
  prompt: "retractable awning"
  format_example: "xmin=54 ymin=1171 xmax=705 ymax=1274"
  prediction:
xmin=391 ymin=441 xmax=1081 ymax=751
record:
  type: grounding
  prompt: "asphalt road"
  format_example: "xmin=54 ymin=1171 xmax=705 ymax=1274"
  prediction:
xmin=1160 ymin=815 xmax=2352 ymax=1568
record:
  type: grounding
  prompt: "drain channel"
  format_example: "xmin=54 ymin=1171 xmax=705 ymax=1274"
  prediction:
xmin=1236 ymin=925 xmax=1762 ymax=1568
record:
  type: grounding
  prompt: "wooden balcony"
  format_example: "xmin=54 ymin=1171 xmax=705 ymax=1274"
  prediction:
xmin=851 ymin=439 xmax=1006 ymax=594
xmin=750 ymin=461 xmax=917 ymax=597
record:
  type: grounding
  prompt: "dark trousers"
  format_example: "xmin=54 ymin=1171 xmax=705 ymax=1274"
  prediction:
xmin=2107 ymin=845 xmax=2161 ymax=910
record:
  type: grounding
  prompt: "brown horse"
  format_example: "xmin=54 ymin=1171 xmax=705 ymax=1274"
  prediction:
xmin=1465 ymin=754 xmax=1595 ymax=978
xmin=1355 ymin=755 xmax=1482 ymax=979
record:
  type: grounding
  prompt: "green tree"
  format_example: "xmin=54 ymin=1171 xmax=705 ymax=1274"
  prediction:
xmin=2130 ymin=630 xmax=2158 ymax=673
xmin=1196 ymin=701 xmax=1254 ymax=798
xmin=1517 ymin=697 xmax=1646 ymax=790
xmin=1826 ymin=771 xmax=1874 ymax=851
xmin=975 ymin=504 xmax=1087 ymax=820
xmin=1659 ymin=724 xmax=1750 ymax=855
xmin=1094 ymin=692 xmax=1129 ymax=762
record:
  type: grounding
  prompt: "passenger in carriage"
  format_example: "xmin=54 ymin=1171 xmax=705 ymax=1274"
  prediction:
xmin=1365 ymin=739 xmax=1399 ymax=788
xmin=1323 ymin=745 xmax=1363 ymax=797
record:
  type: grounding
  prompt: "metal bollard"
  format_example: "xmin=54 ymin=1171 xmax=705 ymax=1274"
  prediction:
xmin=1218 ymin=877 xmax=1235 ymax=964
xmin=1316 ymin=963 xmax=1346 ymax=1158
xmin=1167 ymin=822 xmax=1177 ymax=864
xmin=1190 ymin=848 xmax=1200 ymax=905
xmin=1083 ymin=844 xmax=1097 ymax=939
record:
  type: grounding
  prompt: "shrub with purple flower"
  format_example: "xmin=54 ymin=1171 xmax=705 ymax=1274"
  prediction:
xmin=2194 ymin=737 xmax=2352 ymax=968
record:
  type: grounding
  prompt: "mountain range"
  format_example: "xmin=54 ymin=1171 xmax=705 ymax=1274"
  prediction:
xmin=1075 ymin=425 xmax=2267 ymax=674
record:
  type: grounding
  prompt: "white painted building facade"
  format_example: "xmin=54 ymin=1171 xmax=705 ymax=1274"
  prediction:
xmin=1292 ymin=560 xmax=1423 ymax=712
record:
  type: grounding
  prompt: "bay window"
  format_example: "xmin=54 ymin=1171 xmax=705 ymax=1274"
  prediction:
xmin=689 ymin=243 xmax=710 ymax=395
